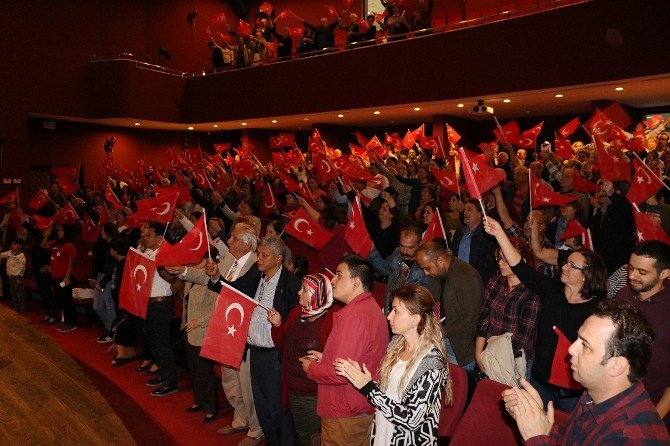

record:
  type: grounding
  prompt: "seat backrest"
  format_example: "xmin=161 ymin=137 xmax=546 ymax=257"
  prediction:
xmin=450 ymin=379 xmax=523 ymax=446
xmin=437 ymin=363 xmax=468 ymax=437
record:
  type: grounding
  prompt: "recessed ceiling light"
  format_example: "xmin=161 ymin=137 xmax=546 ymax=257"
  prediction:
xmin=241 ymin=122 xmax=247 ymax=126
xmin=503 ymin=99 xmax=511 ymax=103
xmin=187 ymin=126 xmax=194 ymax=130
xmin=303 ymin=117 xmax=309 ymax=121
xmin=271 ymin=120 xmax=277 ymax=123
xmin=615 ymin=87 xmax=624 ymax=91
xmin=457 ymin=103 xmax=465 ymax=108
xmin=337 ymin=114 xmax=344 ymax=118
xmin=213 ymin=124 xmax=219 ymax=128
xmin=134 ymin=122 xmax=141 ymax=126
xmin=373 ymin=111 xmax=381 ymax=115
xmin=413 ymin=107 xmax=421 ymax=111
xmin=554 ymin=94 xmax=564 ymax=98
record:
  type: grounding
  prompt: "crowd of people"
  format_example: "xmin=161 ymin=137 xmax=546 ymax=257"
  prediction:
xmin=2 ymin=110 xmax=670 ymax=445
xmin=206 ymin=0 xmax=439 ymax=71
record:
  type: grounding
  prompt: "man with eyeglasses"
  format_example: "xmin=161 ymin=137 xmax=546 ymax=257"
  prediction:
xmin=616 ymin=241 xmax=670 ymax=430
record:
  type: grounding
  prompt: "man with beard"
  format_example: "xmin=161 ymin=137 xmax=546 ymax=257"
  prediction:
xmin=368 ymin=224 xmax=427 ymax=314
xmin=616 ymin=241 xmax=670 ymax=430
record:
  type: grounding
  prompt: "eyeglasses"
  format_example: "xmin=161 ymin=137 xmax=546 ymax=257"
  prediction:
xmin=494 ymin=255 xmax=507 ymax=263
xmin=564 ymin=261 xmax=585 ymax=271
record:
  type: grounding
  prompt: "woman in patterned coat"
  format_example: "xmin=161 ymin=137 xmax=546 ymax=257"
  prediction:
xmin=334 ymin=285 xmax=452 ymax=445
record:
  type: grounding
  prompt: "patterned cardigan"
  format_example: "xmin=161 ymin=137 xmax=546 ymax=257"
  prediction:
xmin=359 ymin=346 xmax=448 ymax=446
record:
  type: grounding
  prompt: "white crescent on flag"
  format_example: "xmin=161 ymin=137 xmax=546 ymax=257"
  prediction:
xmin=225 ymin=302 xmax=245 ymax=336
xmin=293 ymin=218 xmax=309 ymax=233
xmin=321 ymin=160 xmax=331 ymax=173
xmin=190 ymin=232 xmax=204 ymax=251
xmin=133 ymin=264 xmax=148 ymax=291
xmin=636 ymin=166 xmax=652 ymax=184
xmin=155 ymin=202 xmax=171 ymax=215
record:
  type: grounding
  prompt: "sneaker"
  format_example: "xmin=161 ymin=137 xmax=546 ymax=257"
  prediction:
xmin=97 ymin=334 xmax=113 ymax=343
xmin=58 ymin=325 xmax=78 ymax=333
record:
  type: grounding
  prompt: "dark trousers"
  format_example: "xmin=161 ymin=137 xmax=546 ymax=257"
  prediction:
xmin=185 ymin=338 xmax=219 ymax=415
xmin=51 ymin=279 xmax=75 ymax=325
xmin=37 ymin=270 xmax=56 ymax=317
xmin=249 ymin=347 xmax=298 ymax=446
xmin=145 ymin=300 xmax=177 ymax=387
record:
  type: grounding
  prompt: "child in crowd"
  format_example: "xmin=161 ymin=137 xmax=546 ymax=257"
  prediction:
xmin=1 ymin=237 xmax=27 ymax=313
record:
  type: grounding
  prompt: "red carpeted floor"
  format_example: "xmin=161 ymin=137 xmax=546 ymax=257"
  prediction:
xmin=8 ymin=298 xmax=252 ymax=446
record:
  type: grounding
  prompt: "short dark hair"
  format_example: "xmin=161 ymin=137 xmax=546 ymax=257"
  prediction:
xmin=463 ymin=197 xmax=483 ymax=214
xmin=109 ymin=240 xmax=129 ymax=256
xmin=145 ymin=221 xmax=166 ymax=235
xmin=10 ymin=237 xmax=23 ymax=246
xmin=338 ymin=255 xmax=373 ymax=292
xmin=400 ymin=223 xmax=423 ymax=241
xmin=595 ymin=300 xmax=655 ymax=383
xmin=632 ymin=240 xmax=670 ymax=272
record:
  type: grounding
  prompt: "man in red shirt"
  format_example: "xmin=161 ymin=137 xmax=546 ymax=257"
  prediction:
xmin=301 ymin=255 xmax=388 ymax=445
xmin=503 ymin=301 xmax=669 ymax=444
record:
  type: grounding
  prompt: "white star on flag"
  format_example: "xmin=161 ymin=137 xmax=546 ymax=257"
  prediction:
xmin=637 ymin=231 xmax=644 ymax=241
xmin=637 ymin=176 xmax=644 ymax=184
xmin=307 ymin=229 xmax=313 ymax=235
xmin=227 ymin=325 xmax=237 ymax=336
xmin=349 ymin=222 xmax=355 ymax=229
xmin=136 ymin=284 xmax=142 ymax=291
xmin=471 ymin=163 xmax=479 ymax=173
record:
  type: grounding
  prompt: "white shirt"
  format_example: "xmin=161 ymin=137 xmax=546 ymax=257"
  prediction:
xmin=1 ymin=250 xmax=26 ymax=277
xmin=247 ymin=267 xmax=281 ymax=348
xmin=143 ymin=246 xmax=172 ymax=297
xmin=225 ymin=251 xmax=253 ymax=281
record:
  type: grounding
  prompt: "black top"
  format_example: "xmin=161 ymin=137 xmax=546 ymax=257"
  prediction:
xmin=511 ymin=261 xmax=601 ymax=385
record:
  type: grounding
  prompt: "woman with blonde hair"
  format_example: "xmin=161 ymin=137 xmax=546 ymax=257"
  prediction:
xmin=334 ymin=285 xmax=451 ymax=445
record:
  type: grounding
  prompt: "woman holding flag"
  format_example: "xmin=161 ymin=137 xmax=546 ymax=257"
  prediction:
xmin=484 ymin=216 xmax=607 ymax=412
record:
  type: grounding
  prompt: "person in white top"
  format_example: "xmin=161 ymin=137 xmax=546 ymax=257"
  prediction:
xmin=1 ymin=237 xmax=27 ymax=312
xmin=334 ymin=285 xmax=452 ymax=446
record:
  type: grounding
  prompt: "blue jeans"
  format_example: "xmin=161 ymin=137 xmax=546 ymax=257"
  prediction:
xmin=528 ymin=374 xmax=581 ymax=412
xmin=444 ymin=338 xmax=475 ymax=371
xmin=93 ymin=272 xmax=116 ymax=331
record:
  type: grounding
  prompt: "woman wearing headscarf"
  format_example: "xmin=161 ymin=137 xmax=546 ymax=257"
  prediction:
xmin=267 ymin=273 xmax=335 ymax=446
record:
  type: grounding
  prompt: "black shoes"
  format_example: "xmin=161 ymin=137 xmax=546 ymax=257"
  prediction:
xmin=203 ymin=413 xmax=219 ymax=424
xmin=185 ymin=404 xmax=202 ymax=413
xmin=136 ymin=361 xmax=154 ymax=372
xmin=146 ymin=377 xmax=163 ymax=387
xmin=151 ymin=386 xmax=178 ymax=397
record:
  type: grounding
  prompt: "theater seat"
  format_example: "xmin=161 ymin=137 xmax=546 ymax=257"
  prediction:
xmin=437 ymin=363 xmax=468 ymax=438
xmin=450 ymin=379 xmax=522 ymax=445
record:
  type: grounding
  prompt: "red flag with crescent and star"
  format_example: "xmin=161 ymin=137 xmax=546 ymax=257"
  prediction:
xmin=344 ymin=196 xmax=373 ymax=257
xmin=313 ymin=151 xmax=339 ymax=182
xmin=634 ymin=210 xmax=670 ymax=244
xmin=105 ymin=184 xmax=126 ymax=210
xmin=200 ymin=282 xmax=259 ymax=369
xmin=422 ymin=207 xmax=447 ymax=243
xmin=457 ymin=148 xmax=505 ymax=200
xmin=549 ymin=326 xmax=582 ymax=390
xmin=127 ymin=191 xmax=179 ymax=226
xmin=28 ymin=188 xmax=50 ymax=210
xmin=0 ymin=188 xmax=19 ymax=206
xmin=154 ymin=213 xmax=209 ymax=267
xmin=595 ymin=137 xmax=630 ymax=182
xmin=431 ymin=168 xmax=459 ymax=195
xmin=626 ymin=157 xmax=665 ymax=206
xmin=54 ymin=202 xmax=80 ymax=225
xmin=81 ymin=213 xmax=102 ymax=243
xmin=285 ymin=208 xmax=333 ymax=250
xmin=262 ymin=184 xmax=278 ymax=216
xmin=530 ymin=173 xmax=576 ymax=208
xmin=557 ymin=117 xmax=580 ymax=139
xmin=119 ymin=247 xmax=156 ymax=319
xmin=33 ymin=214 xmax=54 ymax=231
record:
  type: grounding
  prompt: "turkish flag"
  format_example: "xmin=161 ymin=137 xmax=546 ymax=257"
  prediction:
xmin=210 ymin=12 xmax=227 ymax=24
xmin=277 ymin=10 xmax=290 ymax=20
xmin=366 ymin=135 xmax=384 ymax=150
xmin=349 ymin=144 xmax=367 ymax=159
xmin=603 ymin=121 xmax=628 ymax=143
xmin=595 ymin=137 xmax=630 ymax=182
xmin=57 ymin=176 xmax=79 ymax=196
xmin=232 ymin=157 xmax=255 ymax=179
xmin=493 ymin=120 xmax=520 ymax=143
xmin=33 ymin=214 xmax=54 ymax=231
xmin=411 ymin=124 xmax=425 ymax=141
xmin=513 ymin=121 xmax=544 ymax=149
xmin=402 ymin=130 xmax=416 ymax=150
xmin=213 ymin=143 xmax=231 ymax=154
xmin=531 ymin=173 xmax=576 ymax=208
xmin=155 ymin=214 xmax=209 ymax=266
xmin=634 ymin=210 xmax=670 ymax=244
xmin=313 ymin=151 xmax=339 ymax=182
xmin=279 ymin=173 xmax=300 ymax=193
xmin=572 ymin=171 xmax=599 ymax=194
xmin=262 ymin=185 xmax=278 ymax=216
xmin=51 ymin=165 xmax=79 ymax=179
xmin=272 ymin=151 xmax=287 ymax=168
xmin=422 ymin=207 xmax=447 ymax=243
xmin=119 ymin=247 xmax=156 ymax=319
xmin=353 ymin=131 xmax=369 ymax=148
xmin=621 ymin=129 xmax=649 ymax=153
xmin=584 ymin=108 xmax=613 ymax=138
xmin=105 ymin=184 xmax=125 ymax=210
xmin=54 ymin=203 xmax=79 ymax=225
xmin=81 ymin=214 xmax=101 ymax=243
xmin=323 ymin=4 xmax=338 ymax=16
xmin=279 ymin=133 xmax=295 ymax=147
xmin=457 ymin=148 xmax=504 ymax=199
xmin=259 ymin=1 xmax=273 ymax=15
xmin=127 ymin=191 xmax=178 ymax=226
xmin=557 ymin=117 xmax=580 ymax=139
xmin=643 ymin=115 xmax=665 ymax=129
xmin=285 ymin=208 xmax=333 ymax=250
xmin=419 ymin=136 xmax=438 ymax=151
xmin=185 ymin=148 xmax=203 ymax=166
xmin=554 ymin=134 xmax=574 ymax=160
xmin=200 ymin=282 xmax=259 ymax=368
xmin=192 ymin=165 xmax=212 ymax=190
xmin=345 ymin=196 xmax=374 ymax=257
xmin=373 ymin=12 xmax=386 ymax=23
xmin=627 ymin=158 xmax=665 ymax=206
xmin=548 ymin=326 xmax=582 ymax=390
xmin=559 ymin=219 xmax=587 ymax=242
xmin=28 ymin=189 xmax=50 ymax=210
xmin=99 ymin=205 xmax=111 ymax=225
xmin=0 ymin=188 xmax=19 ymax=205
xmin=342 ymin=160 xmax=372 ymax=181
xmin=269 ymin=135 xmax=282 ymax=149
xmin=431 ymin=168 xmax=459 ymax=195
xmin=385 ymin=133 xmax=401 ymax=150
xmin=331 ymin=156 xmax=350 ymax=172
xmin=446 ymin=124 xmax=462 ymax=146
xmin=601 ymin=102 xmax=632 ymax=129
xmin=237 ymin=19 xmax=251 ymax=37
xmin=309 ymin=136 xmax=324 ymax=153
